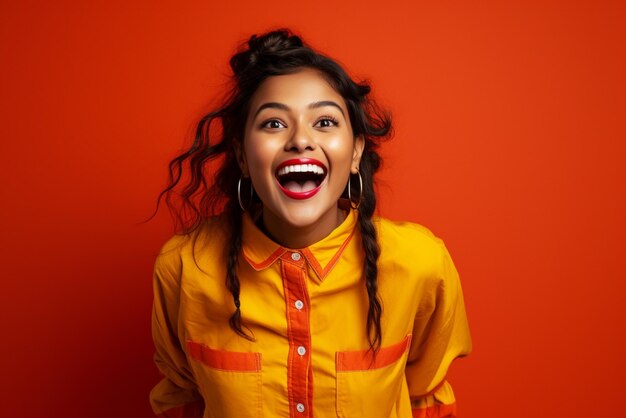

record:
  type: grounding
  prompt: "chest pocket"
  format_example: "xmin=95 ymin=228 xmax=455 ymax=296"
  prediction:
xmin=335 ymin=334 xmax=412 ymax=418
xmin=186 ymin=341 xmax=262 ymax=418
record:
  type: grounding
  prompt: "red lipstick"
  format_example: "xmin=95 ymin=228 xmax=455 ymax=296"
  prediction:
xmin=275 ymin=158 xmax=327 ymax=200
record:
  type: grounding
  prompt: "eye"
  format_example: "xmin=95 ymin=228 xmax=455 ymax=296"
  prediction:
xmin=314 ymin=116 xmax=339 ymax=128
xmin=261 ymin=119 xmax=286 ymax=129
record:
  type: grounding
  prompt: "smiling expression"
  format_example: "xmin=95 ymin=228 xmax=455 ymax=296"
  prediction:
xmin=240 ymin=68 xmax=364 ymax=248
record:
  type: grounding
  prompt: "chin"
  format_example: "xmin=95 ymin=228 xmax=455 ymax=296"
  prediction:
xmin=277 ymin=204 xmax=334 ymax=229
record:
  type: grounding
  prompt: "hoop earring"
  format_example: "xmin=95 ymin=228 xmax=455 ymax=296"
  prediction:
xmin=237 ymin=177 xmax=254 ymax=211
xmin=348 ymin=171 xmax=363 ymax=210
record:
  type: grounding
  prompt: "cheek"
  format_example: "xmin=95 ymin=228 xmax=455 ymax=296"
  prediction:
xmin=326 ymin=135 xmax=356 ymax=168
xmin=244 ymin=137 xmax=278 ymax=181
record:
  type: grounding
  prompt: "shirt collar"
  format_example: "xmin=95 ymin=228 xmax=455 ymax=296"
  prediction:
xmin=241 ymin=209 xmax=358 ymax=282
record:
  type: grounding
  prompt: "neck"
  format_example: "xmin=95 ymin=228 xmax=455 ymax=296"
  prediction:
xmin=260 ymin=207 xmax=347 ymax=249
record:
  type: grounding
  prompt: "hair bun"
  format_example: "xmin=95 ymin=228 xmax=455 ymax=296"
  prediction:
xmin=230 ymin=29 xmax=304 ymax=77
xmin=248 ymin=29 xmax=303 ymax=55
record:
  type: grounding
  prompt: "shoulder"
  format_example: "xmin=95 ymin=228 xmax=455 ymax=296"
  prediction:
xmin=373 ymin=217 xmax=451 ymax=279
xmin=153 ymin=215 xmax=231 ymax=283
xmin=374 ymin=217 xmax=446 ymax=256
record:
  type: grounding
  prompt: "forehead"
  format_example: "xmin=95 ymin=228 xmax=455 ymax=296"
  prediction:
xmin=248 ymin=68 xmax=347 ymax=112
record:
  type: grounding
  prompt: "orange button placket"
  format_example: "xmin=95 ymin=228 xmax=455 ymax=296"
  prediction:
xmin=280 ymin=252 xmax=313 ymax=417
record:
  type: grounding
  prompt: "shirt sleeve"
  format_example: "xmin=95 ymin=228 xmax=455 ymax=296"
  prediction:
xmin=150 ymin=248 xmax=204 ymax=418
xmin=405 ymin=242 xmax=472 ymax=417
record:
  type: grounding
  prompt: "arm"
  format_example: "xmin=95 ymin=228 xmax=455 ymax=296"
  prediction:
xmin=150 ymin=248 xmax=204 ymax=418
xmin=405 ymin=242 xmax=472 ymax=417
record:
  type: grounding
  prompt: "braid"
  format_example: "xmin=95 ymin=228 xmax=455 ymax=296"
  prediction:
xmin=354 ymin=156 xmax=383 ymax=352
xmin=225 ymin=204 xmax=254 ymax=340
xmin=358 ymin=211 xmax=382 ymax=352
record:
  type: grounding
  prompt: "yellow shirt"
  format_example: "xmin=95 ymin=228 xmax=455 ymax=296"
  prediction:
xmin=150 ymin=209 xmax=472 ymax=418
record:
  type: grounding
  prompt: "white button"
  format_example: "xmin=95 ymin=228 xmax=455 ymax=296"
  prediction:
xmin=291 ymin=252 xmax=301 ymax=261
xmin=297 ymin=346 xmax=306 ymax=356
xmin=294 ymin=300 xmax=304 ymax=310
xmin=296 ymin=403 xmax=305 ymax=413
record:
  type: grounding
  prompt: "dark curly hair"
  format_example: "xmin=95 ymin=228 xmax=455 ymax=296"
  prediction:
xmin=155 ymin=29 xmax=392 ymax=352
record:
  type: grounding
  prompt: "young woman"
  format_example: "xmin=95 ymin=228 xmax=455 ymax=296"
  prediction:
xmin=150 ymin=29 xmax=471 ymax=418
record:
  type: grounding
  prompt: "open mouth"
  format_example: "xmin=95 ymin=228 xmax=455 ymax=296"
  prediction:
xmin=275 ymin=158 xmax=327 ymax=199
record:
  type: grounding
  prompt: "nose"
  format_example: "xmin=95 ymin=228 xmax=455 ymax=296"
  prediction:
xmin=285 ymin=122 xmax=316 ymax=152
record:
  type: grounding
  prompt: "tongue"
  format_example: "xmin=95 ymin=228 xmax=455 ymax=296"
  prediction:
xmin=284 ymin=180 xmax=318 ymax=193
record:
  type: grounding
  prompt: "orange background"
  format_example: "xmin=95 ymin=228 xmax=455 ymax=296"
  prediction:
xmin=1 ymin=1 xmax=625 ymax=417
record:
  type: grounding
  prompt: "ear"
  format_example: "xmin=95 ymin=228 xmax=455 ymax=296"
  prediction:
xmin=234 ymin=140 xmax=249 ymax=177
xmin=351 ymin=135 xmax=365 ymax=174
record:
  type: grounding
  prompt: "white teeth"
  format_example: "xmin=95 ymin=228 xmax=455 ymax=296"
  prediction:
xmin=277 ymin=164 xmax=325 ymax=177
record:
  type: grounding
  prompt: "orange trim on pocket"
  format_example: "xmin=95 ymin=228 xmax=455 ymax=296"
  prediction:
xmin=157 ymin=400 xmax=204 ymax=418
xmin=186 ymin=341 xmax=261 ymax=372
xmin=336 ymin=334 xmax=412 ymax=371
xmin=411 ymin=402 xmax=457 ymax=418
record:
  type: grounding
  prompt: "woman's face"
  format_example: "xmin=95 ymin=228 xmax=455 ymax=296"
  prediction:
xmin=241 ymin=68 xmax=363 ymax=248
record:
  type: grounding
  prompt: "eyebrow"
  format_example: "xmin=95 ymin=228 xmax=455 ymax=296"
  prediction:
xmin=253 ymin=100 xmax=345 ymax=119
xmin=309 ymin=101 xmax=345 ymax=116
